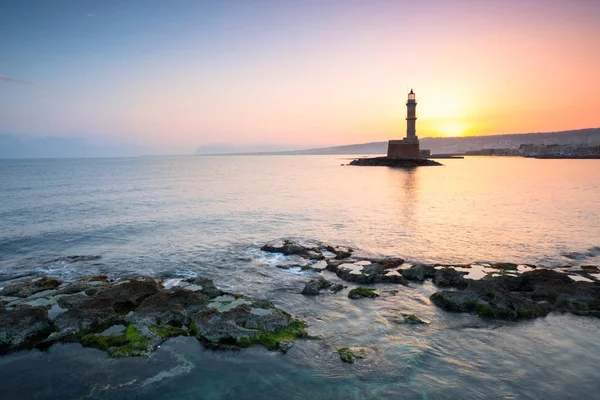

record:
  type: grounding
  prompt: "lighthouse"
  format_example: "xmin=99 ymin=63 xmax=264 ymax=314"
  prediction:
xmin=406 ymin=89 xmax=418 ymax=143
xmin=387 ymin=89 xmax=421 ymax=159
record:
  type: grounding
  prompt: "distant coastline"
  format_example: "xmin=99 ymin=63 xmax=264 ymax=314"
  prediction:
xmin=196 ymin=127 xmax=600 ymax=157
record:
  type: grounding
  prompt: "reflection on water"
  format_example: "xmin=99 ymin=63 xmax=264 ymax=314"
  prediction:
xmin=388 ymin=167 xmax=419 ymax=230
xmin=0 ymin=155 xmax=600 ymax=398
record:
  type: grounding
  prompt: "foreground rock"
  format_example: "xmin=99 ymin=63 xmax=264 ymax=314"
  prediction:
xmin=349 ymin=157 xmax=442 ymax=167
xmin=0 ymin=276 xmax=307 ymax=356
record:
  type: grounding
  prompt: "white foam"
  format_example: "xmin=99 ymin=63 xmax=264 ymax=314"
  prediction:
xmin=162 ymin=279 xmax=185 ymax=289
xmin=517 ymin=265 xmax=534 ymax=273
xmin=338 ymin=263 xmax=364 ymax=275
xmin=568 ymin=275 xmax=594 ymax=283
xmin=455 ymin=266 xmax=496 ymax=280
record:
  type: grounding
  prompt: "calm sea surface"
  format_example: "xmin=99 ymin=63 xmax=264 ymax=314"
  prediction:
xmin=0 ymin=155 xmax=599 ymax=399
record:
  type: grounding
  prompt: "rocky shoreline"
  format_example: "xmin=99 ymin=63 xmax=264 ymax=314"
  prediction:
xmin=262 ymin=240 xmax=600 ymax=320
xmin=348 ymin=156 xmax=442 ymax=167
xmin=1 ymin=239 xmax=599 ymax=361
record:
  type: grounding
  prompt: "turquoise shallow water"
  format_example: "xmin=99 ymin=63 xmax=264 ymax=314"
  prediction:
xmin=1 ymin=155 xmax=600 ymax=399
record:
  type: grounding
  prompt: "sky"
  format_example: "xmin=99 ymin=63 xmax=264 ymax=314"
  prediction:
xmin=1 ymin=0 xmax=599 ymax=153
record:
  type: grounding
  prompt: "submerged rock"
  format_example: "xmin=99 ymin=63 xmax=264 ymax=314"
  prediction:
xmin=348 ymin=287 xmax=379 ymax=299
xmin=337 ymin=347 xmax=368 ymax=364
xmin=301 ymin=278 xmax=345 ymax=295
xmin=402 ymin=313 xmax=428 ymax=324
xmin=0 ymin=275 xmax=308 ymax=356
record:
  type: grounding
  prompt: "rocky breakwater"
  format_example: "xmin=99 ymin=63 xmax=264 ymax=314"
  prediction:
xmin=349 ymin=156 xmax=442 ymax=168
xmin=262 ymin=240 xmax=600 ymax=321
xmin=0 ymin=275 xmax=307 ymax=357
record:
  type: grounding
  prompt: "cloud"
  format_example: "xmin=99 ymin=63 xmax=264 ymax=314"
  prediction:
xmin=0 ymin=74 xmax=43 ymax=88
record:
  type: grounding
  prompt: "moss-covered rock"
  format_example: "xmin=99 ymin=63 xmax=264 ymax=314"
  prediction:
xmin=149 ymin=324 xmax=189 ymax=339
xmin=430 ymin=269 xmax=599 ymax=320
xmin=237 ymin=318 xmax=307 ymax=352
xmin=337 ymin=347 xmax=367 ymax=364
xmin=0 ymin=274 xmax=309 ymax=357
xmin=402 ymin=314 xmax=428 ymax=324
xmin=79 ymin=324 xmax=152 ymax=357
xmin=348 ymin=287 xmax=379 ymax=299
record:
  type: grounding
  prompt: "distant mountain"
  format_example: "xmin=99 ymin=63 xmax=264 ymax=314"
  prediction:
xmin=419 ymin=128 xmax=600 ymax=155
xmin=195 ymin=143 xmax=305 ymax=155
xmin=0 ymin=135 xmax=145 ymax=158
xmin=197 ymin=128 xmax=600 ymax=156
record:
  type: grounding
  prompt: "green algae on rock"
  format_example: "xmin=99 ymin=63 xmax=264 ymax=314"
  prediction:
xmin=348 ymin=287 xmax=379 ymax=299
xmin=402 ymin=314 xmax=428 ymax=324
xmin=0 ymin=275 xmax=308 ymax=357
xmin=430 ymin=269 xmax=600 ymax=320
xmin=80 ymin=324 xmax=153 ymax=357
xmin=337 ymin=347 xmax=368 ymax=364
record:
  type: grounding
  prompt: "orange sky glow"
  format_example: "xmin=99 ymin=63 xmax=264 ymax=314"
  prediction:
xmin=1 ymin=1 xmax=599 ymax=152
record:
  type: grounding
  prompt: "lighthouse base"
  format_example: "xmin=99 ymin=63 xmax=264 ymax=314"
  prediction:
xmin=387 ymin=140 xmax=421 ymax=159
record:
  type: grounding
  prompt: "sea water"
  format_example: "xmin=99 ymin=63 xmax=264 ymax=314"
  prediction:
xmin=0 ymin=155 xmax=599 ymax=399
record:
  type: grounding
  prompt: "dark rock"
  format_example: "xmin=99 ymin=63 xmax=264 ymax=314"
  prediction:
xmin=0 ymin=306 xmax=55 ymax=353
xmin=581 ymin=265 xmax=600 ymax=272
xmin=49 ymin=255 xmax=102 ymax=263
xmin=93 ymin=278 xmax=161 ymax=312
xmin=0 ymin=275 xmax=309 ymax=356
xmin=348 ymin=287 xmax=379 ymax=299
xmin=402 ymin=264 xmax=437 ymax=282
xmin=54 ymin=295 xmax=120 ymax=337
xmin=301 ymin=278 xmax=345 ymax=295
xmin=382 ymin=270 xmax=408 ymax=285
xmin=337 ymin=347 xmax=368 ymax=364
xmin=432 ymin=268 xmax=468 ymax=288
xmin=190 ymin=299 xmax=307 ymax=352
xmin=430 ymin=269 xmax=600 ymax=320
xmin=489 ymin=263 xmax=518 ymax=271
xmin=301 ymin=278 xmax=332 ymax=295
xmin=0 ymin=277 xmax=63 ymax=298
xmin=324 ymin=245 xmax=353 ymax=260
xmin=330 ymin=284 xmax=345 ymax=293
xmin=184 ymin=277 xmax=224 ymax=298
xmin=349 ymin=157 xmax=442 ymax=167
xmin=402 ymin=313 xmax=428 ymax=324
xmin=261 ymin=240 xmax=324 ymax=260
xmin=132 ymin=289 xmax=210 ymax=326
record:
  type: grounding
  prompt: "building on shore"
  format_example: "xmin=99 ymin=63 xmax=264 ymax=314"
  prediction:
xmin=387 ymin=89 xmax=421 ymax=159
xmin=518 ymin=143 xmax=600 ymax=157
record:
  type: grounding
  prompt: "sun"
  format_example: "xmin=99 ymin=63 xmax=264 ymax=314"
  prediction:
xmin=437 ymin=121 xmax=469 ymax=137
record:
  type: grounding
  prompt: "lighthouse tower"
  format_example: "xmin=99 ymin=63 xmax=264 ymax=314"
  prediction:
xmin=405 ymin=89 xmax=418 ymax=144
xmin=387 ymin=89 xmax=421 ymax=159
